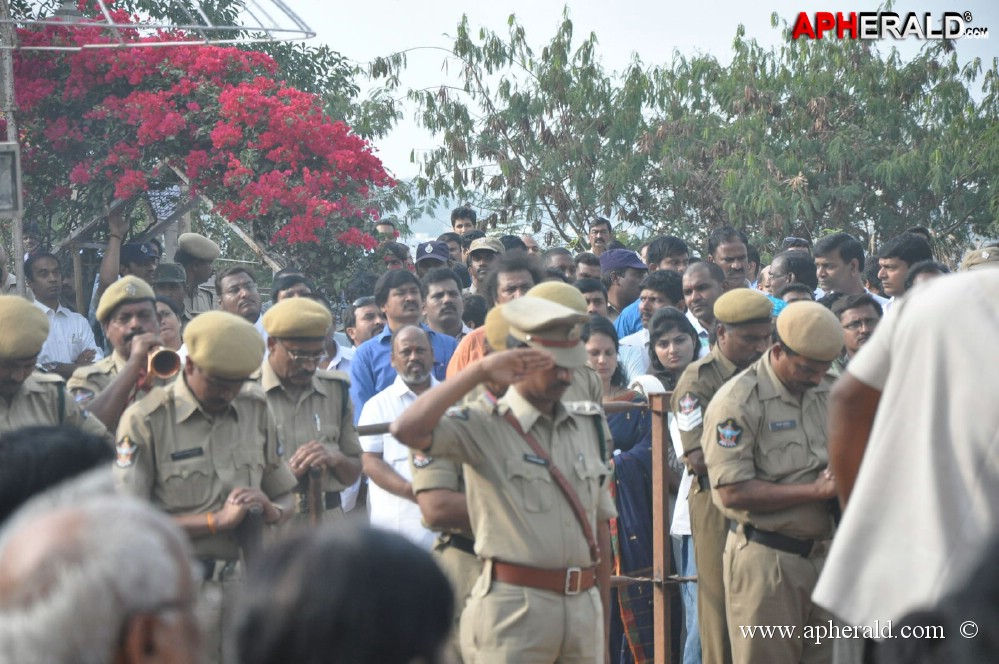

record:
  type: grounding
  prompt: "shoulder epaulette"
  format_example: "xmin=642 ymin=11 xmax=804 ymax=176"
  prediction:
xmin=75 ymin=356 xmax=116 ymax=377
xmin=315 ymin=369 xmax=351 ymax=385
xmin=32 ymin=372 xmax=65 ymax=384
xmin=565 ymin=400 xmax=604 ymax=417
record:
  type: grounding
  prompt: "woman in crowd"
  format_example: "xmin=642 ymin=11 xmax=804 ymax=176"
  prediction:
xmin=154 ymin=295 xmax=183 ymax=351
xmin=582 ymin=315 xmax=650 ymax=453
xmin=630 ymin=306 xmax=703 ymax=664
xmin=582 ymin=315 xmax=656 ymax=663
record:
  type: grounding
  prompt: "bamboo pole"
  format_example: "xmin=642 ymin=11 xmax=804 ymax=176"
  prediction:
xmin=650 ymin=392 xmax=673 ymax=664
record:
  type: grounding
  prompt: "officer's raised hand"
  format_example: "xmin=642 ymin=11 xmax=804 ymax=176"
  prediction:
xmin=477 ymin=348 xmax=555 ymax=385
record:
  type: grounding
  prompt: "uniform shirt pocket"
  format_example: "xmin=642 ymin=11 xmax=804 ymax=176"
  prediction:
xmin=232 ymin=449 xmax=267 ymax=488
xmin=161 ymin=458 xmax=215 ymax=512
xmin=573 ymin=455 xmax=606 ymax=510
xmin=757 ymin=437 xmax=809 ymax=481
xmin=504 ymin=457 xmax=553 ymax=513
xmin=318 ymin=424 xmax=341 ymax=449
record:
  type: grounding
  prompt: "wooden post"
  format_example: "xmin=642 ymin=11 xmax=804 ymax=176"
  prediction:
xmin=649 ymin=392 xmax=673 ymax=664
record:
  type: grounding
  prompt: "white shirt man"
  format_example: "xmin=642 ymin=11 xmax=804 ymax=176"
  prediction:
xmin=358 ymin=374 xmax=438 ymax=550
xmin=815 ymin=271 xmax=999 ymax=630
xmin=33 ymin=299 xmax=103 ymax=367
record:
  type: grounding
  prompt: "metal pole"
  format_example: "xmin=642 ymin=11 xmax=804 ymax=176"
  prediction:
xmin=0 ymin=0 xmax=23 ymax=297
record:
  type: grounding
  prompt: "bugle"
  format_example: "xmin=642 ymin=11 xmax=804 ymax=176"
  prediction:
xmin=147 ymin=348 xmax=181 ymax=379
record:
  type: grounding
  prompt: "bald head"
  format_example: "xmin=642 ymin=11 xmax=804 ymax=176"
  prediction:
xmin=391 ymin=325 xmax=433 ymax=389
xmin=0 ymin=494 xmax=200 ymax=664
xmin=0 ymin=508 xmax=85 ymax=601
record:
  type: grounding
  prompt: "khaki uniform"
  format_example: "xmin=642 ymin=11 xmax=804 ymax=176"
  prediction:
xmin=671 ymin=345 xmax=740 ymax=664
xmin=183 ymin=285 xmax=215 ymax=322
xmin=0 ymin=372 xmax=110 ymax=440
xmin=413 ymin=368 xmax=607 ymax=663
xmin=114 ymin=377 xmax=297 ymax=664
xmin=429 ymin=386 xmax=616 ymax=664
xmin=411 ymin=455 xmax=480 ymax=664
xmin=67 ymin=350 xmax=169 ymax=406
xmin=259 ymin=362 xmax=362 ymax=526
xmin=702 ymin=352 xmax=835 ymax=664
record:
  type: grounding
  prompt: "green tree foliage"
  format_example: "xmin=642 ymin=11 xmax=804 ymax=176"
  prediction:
xmin=373 ymin=10 xmax=997 ymax=253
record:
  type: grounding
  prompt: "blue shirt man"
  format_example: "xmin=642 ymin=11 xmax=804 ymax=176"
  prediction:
xmin=349 ymin=270 xmax=457 ymax=422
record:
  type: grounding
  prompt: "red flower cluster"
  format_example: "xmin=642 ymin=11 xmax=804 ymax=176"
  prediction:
xmin=14 ymin=4 xmax=389 ymax=254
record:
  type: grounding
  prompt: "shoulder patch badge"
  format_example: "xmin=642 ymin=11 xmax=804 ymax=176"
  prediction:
xmin=716 ymin=418 xmax=743 ymax=448
xmin=412 ymin=453 xmax=434 ymax=468
xmin=676 ymin=392 xmax=703 ymax=432
xmin=115 ymin=436 xmax=138 ymax=468
xmin=72 ymin=388 xmax=95 ymax=405
xmin=445 ymin=406 xmax=469 ymax=420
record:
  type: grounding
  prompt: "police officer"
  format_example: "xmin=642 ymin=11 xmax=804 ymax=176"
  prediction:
xmin=0 ymin=296 xmax=109 ymax=439
xmin=114 ymin=310 xmax=297 ymax=664
xmin=68 ymin=276 xmax=169 ymax=430
xmin=174 ymin=232 xmax=220 ymax=322
xmin=152 ymin=262 xmax=187 ymax=310
xmin=259 ymin=297 xmax=362 ymax=525
xmin=392 ymin=295 xmax=616 ymax=663
xmin=409 ymin=306 xmax=509 ymax=663
xmin=702 ymin=302 xmax=844 ymax=664
xmin=671 ymin=288 xmax=774 ymax=664
xmin=411 ymin=283 xmax=610 ymax=662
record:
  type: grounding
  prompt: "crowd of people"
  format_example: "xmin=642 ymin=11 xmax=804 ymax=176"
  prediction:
xmin=0 ymin=206 xmax=997 ymax=664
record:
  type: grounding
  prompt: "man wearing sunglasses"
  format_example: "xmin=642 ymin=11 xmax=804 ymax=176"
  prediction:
xmin=260 ymin=298 xmax=362 ymax=526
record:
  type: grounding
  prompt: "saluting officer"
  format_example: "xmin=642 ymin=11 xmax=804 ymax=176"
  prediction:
xmin=411 ymin=283 xmax=610 ymax=662
xmin=259 ymin=297 xmax=362 ymax=525
xmin=114 ymin=311 xmax=297 ymax=664
xmin=393 ymin=295 xmax=616 ymax=664
xmin=68 ymin=275 xmax=169 ymax=430
xmin=0 ymin=296 xmax=109 ymax=440
xmin=702 ymin=302 xmax=844 ymax=664
xmin=670 ymin=288 xmax=773 ymax=664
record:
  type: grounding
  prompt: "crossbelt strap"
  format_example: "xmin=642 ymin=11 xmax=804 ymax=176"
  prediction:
xmin=501 ymin=410 xmax=600 ymax=565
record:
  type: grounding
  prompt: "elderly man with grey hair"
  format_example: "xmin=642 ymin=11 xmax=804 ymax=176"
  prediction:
xmin=0 ymin=486 xmax=204 ymax=664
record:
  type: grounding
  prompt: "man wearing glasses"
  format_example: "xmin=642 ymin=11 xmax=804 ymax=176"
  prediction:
xmin=115 ymin=310 xmax=297 ymax=664
xmin=830 ymin=294 xmax=883 ymax=374
xmin=259 ymin=298 xmax=363 ymax=526
xmin=344 ymin=296 xmax=386 ymax=349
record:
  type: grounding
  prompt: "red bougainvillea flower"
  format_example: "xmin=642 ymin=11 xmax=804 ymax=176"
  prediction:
xmin=14 ymin=1 xmax=389 ymax=270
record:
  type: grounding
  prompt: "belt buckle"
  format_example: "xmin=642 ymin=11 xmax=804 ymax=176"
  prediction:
xmin=564 ymin=566 xmax=582 ymax=595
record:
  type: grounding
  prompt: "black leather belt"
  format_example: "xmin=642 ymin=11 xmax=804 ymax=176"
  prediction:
xmin=696 ymin=474 xmax=710 ymax=491
xmin=444 ymin=534 xmax=476 ymax=556
xmin=294 ymin=490 xmax=341 ymax=514
xmin=731 ymin=522 xmax=814 ymax=557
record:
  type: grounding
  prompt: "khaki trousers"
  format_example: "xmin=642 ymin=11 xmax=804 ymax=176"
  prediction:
xmin=723 ymin=529 xmax=833 ymax=664
xmin=689 ymin=481 xmax=732 ymax=664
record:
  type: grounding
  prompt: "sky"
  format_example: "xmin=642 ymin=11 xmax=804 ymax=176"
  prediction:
xmin=291 ymin=0 xmax=998 ymax=236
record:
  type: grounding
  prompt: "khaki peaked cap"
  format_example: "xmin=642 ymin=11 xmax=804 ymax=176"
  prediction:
xmin=262 ymin=297 xmax=332 ymax=339
xmin=0 ymin=296 xmax=49 ymax=359
xmin=185 ymin=311 xmax=264 ymax=379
